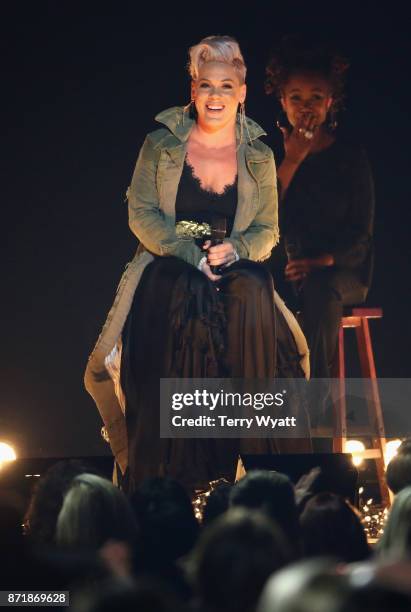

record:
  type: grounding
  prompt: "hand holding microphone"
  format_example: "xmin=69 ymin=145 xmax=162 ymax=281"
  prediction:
xmin=208 ymin=216 xmax=227 ymax=275
xmin=200 ymin=216 xmax=238 ymax=281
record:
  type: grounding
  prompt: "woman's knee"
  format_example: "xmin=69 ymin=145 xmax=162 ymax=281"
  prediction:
xmin=221 ymin=261 xmax=273 ymax=294
xmin=84 ymin=348 xmax=111 ymax=394
xmin=302 ymin=269 xmax=340 ymax=304
xmin=147 ymin=255 xmax=193 ymax=280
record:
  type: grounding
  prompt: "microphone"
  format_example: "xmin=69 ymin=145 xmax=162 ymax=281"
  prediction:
xmin=208 ymin=216 xmax=227 ymax=275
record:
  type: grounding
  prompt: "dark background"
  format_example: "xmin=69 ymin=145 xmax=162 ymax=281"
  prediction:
xmin=2 ymin=2 xmax=410 ymax=459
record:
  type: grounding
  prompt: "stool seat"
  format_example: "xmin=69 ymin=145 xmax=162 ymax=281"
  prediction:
xmin=340 ymin=308 xmax=383 ymax=330
xmin=345 ymin=307 xmax=382 ymax=319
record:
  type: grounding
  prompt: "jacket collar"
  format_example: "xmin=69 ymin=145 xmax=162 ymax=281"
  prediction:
xmin=154 ymin=106 xmax=267 ymax=148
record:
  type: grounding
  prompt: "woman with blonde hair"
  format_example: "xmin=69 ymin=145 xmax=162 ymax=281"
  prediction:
xmin=85 ymin=35 xmax=310 ymax=494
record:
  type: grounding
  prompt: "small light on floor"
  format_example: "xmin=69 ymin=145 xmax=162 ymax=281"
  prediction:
xmin=345 ymin=440 xmax=365 ymax=466
xmin=0 ymin=442 xmax=17 ymax=467
xmin=385 ymin=439 xmax=402 ymax=465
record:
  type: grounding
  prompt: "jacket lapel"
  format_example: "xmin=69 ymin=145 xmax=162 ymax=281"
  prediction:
xmin=233 ymin=144 xmax=272 ymax=232
xmin=157 ymin=143 xmax=187 ymax=221
xmin=234 ymin=145 xmax=257 ymax=232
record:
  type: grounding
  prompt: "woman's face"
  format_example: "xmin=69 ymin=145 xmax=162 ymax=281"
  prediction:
xmin=281 ymin=72 xmax=333 ymax=129
xmin=191 ymin=61 xmax=246 ymax=132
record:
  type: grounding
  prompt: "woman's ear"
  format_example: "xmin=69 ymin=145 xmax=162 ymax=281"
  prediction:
xmin=191 ymin=81 xmax=196 ymax=101
xmin=280 ymin=96 xmax=286 ymax=111
xmin=327 ymin=97 xmax=333 ymax=111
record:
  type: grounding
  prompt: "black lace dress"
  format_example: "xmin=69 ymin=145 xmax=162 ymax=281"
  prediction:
xmin=120 ymin=159 xmax=310 ymax=494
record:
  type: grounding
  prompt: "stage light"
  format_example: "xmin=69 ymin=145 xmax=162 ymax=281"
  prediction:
xmin=0 ymin=442 xmax=17 ymax=466
xmin=385 ymin=439 xmax=402 ymax=465
xmin=345 ymin=440 xmax=365 ymax=466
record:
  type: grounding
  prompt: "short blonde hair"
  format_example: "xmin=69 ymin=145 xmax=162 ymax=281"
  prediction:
xmin=188 ymin=35 xmax=247 ymax=84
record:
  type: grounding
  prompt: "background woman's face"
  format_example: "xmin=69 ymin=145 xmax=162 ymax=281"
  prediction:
xmin=281 ymin=72 xmax=333 ymax=128
xmin=192 ymin=61 xmax=246 ymax=132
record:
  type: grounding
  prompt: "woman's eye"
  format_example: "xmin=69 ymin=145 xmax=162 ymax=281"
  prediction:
xmin=199 ymin=83 xmax=210 ymax=88
xmin=222 ymin=84 xmax=233 ymax=89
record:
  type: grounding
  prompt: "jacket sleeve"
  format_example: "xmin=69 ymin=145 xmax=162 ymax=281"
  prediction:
xmin=228 ymin=149 xmax=279 ymax=261
xmin=332 ymin=149 xmax=375 ymax=268
xmin=127 ymin=134 xmax=204 ymax=267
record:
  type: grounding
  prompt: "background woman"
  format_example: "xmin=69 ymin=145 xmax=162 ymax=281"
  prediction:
xmin=265 ymin=37 xmax=375 ymax=423
xmin=85 ymin=36 xmax=310 ymax=494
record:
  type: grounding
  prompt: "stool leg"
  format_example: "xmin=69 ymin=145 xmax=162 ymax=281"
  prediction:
xmin=331 ymin=325 xmax=347 ymax=453
xmin=356 ymin=318 xmax=390 ymax=507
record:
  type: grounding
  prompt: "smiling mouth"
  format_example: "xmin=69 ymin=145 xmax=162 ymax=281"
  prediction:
xmin=206 ymin=105 xmax=225 ymax=112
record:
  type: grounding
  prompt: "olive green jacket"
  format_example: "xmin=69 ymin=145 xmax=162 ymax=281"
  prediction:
xmin=84 ymin=107 xmax=310 ymax=476
xmin=127 ymin=105 xmax=279 ymax=262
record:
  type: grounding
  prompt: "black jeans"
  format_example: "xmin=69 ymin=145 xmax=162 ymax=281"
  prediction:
xmin=296 ymin=268 xmax=368 ymax=428
xmin=299 ymin=268 xmax=368 ymax=378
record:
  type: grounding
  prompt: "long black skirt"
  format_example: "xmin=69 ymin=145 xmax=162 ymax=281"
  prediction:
xmin=121 ymin=257 xmax=311 ymax=494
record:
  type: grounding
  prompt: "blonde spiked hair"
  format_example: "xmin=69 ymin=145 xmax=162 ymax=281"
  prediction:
xmin=188 ymin=35 xmax=247 ymax=83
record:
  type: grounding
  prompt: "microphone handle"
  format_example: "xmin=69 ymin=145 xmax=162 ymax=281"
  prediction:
xmin=209 ymin=228 xmax=226 ymax=275
xmin=209 ymin=238 xmax=223 ymax=275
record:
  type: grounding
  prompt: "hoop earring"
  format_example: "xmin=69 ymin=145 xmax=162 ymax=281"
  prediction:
xmin=239 ymin=101 xmax=245 ymax=144
xmin=239 ymin=102 xmax=251 ymax=146
xmin=327 ymin=109 xmax=338 ymax=131
xmin=276 ymin=109 xmax=290 ymax=130
xmin=182 ymin=99 xmax=195 ymax=125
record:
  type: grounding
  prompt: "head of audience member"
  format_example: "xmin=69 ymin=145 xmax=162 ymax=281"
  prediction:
xmin=373 ymin=559 xmax=411 ymax=599
xmin=378 ymin=485 xmax=411 ymax=561
xmin=397 ymin=439 xmax=411 ymax=454
xmin=386 ymin=438 xmax=411 ymax=495
xmin=192 ymin=507 xmax=289 ymax=612
xmin=258 ymin=559 xmax=347 ymax=612
xmin=299 ymin=492 xmax=370 ymax=563
xmin=230 ymin=470 xmax=301 ymax=557
xmin=257 ymin=559 xmax=411 ymax=612
xmin=202 ymin=481 xmax=232 ymax=526
xmin=24 ymin=459 xmax=100 ymax=546
xmin=56 ymin=473 xmax=138 ymax=556
xmin=3 ymin=492 xmax=110 ymax=591
xmin=130 ymin=477 xmax=199 ymax=571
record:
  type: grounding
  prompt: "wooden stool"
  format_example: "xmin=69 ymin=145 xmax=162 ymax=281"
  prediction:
xmin=331 ymin=307 xmax=390 ymax=506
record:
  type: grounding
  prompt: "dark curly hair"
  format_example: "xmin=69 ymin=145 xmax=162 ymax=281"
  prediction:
xmin=265 ymin=35 xmax=349 ymax=116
